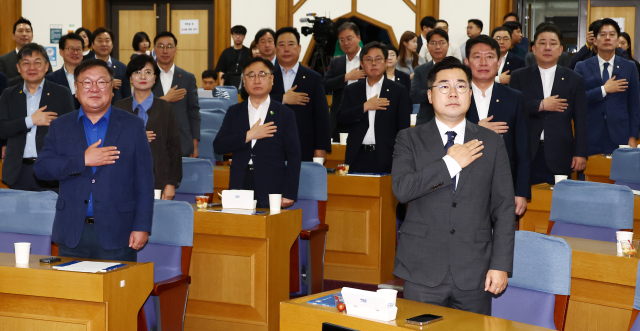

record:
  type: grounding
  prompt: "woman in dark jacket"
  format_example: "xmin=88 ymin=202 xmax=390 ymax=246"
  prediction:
xmin=619 ymin=32 xmax=640 ymax=85
xmin=385 ymin=44 xmax=411 ymax=94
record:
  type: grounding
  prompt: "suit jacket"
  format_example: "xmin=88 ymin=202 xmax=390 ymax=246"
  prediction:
xmin=152 ymin=65 xmax=200 ymax=156
xmin=386 ymin=69 xmax=411 ymax=95
xmin=575 ymin=55 xmax=640 ymax=153
xmin=108 ymin=57 xmax=131 ymax=104
xmin=411 ymin=61 xmax=435 ymax=126
xmin=33 ymin=107 xmax=154 ymax=250
xmin=417 ymin=36 xmax=424 ymax=55
xmin=500 ymin=52 xmax=525 ymax=78
xmin=466 ymin=83 xmax=531 ymax=198
xmin=392 ymin=119 xmax=515 ymax=290
xmin=0 ymin=50 xmax=53 ymax=86
xmin=0 ymin=80 xmax=75 ymax=185
xmin=323 ymin=54 xmax=364 ymax=140
xmin=525 ymin=51 xmax=571 ymax=68
xmin=82 ymin=50 xmax=95 ymax=62
xmin=114 ymin=97 xmax=183 ymax=190
xmin=510 ymin=65 xmax=588 ymax=174
xmin=213 ymin=100 xmax=301 ymax=207
xmin=0 ymin=72 xmax=8 ymax=94
xmin=569 ymin=45 xmax=629 ymax=70
xmin=46 ymin=67 xmax=81 ymax=110
xmin=337 ymin=79 xmax=412 ymax=173
xmin=510 ymin=46 xmax=527 ymax=59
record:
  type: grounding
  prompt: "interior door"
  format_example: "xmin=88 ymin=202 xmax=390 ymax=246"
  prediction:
xmin=118 ymin=6 xmax=157 ymax=62
xmin=169 ymin=4 xmax=212 ymax=88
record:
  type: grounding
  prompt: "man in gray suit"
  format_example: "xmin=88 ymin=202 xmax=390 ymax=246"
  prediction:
xmin=152 ymin=31 xmax=200 ymax=157
xmin=0 ymin=17 xmax=52 ymax=86
xmin=392 ymin=57 xmax=515 ymax=315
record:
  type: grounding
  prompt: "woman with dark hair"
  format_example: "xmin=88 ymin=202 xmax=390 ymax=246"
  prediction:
xmin=76 ymin=27 xmax=94 ymax=60
xmin=619 ymin=32 xmax=640 ymax=80
xmin=249 ymin=40 xmax=260 ymax=58
xmin=113 ymin=55 xmax=182 ymax=200
xmin=130 ymin=31 xmax=151 ymax=61
xmin=385 ymin=44 xmax=411 ymax=93
xmin=396 ymin=31 xmax=425 ymax=78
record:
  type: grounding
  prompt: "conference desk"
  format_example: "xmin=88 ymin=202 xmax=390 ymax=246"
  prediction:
xmin=0 ymin=160 xmax=8 ymax=189
xmin=326 ymin=144 xmax=346 ymax=169
xmin=280 ymin=290 xmax=552 ymax=331
xmin=0 ymin=253 xmax=153 ymax=330
xmin=584 ymin=154 xmax=613 ymax=184
xmin=212 ymin=166 xmax=397 ymax=285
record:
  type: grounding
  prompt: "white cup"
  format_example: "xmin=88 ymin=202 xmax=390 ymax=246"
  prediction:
xmin=313 ymin=157 xmax=324 ymax=165
xmin=154 ymin=189 xmax=162 ymax=199
xmin=269 ymin=194 xmax=282 ymax=213
xmin=554 ymin=175 xmax=568 ymax=184
xmin=14 ymin=242 xmax=31 ymax=265
xmin=620 ymin=145 xmax=631 ymax=149
xmin=339 ymin=133 xmax=348 ymax=145
xmin=377 ymin=289 xmax=398 ymax=308
xmin=616 ymin=231 xmax=634 ymax=254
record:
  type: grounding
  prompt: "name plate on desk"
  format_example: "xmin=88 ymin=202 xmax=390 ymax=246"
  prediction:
xmin=342 ymin=287 xmax=398 ymax=322
xmin=221 ymin=190 xmax=256 ymax=209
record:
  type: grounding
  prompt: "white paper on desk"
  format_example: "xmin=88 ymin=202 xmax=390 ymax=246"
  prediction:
xmin=53 ymin=261 xmax=121 ymax=273
xmin=221 ymin=190 xmax=255 ymax=210
xmin=341 ymin=287 xmax=388 ymax=311
xmin=633 ymin=190 xmax=640 ymax=195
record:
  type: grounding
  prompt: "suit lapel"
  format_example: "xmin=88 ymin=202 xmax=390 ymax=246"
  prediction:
xmin=528 ymin=65 xmax=545 ymax=100
xmin=488 ymin=83 xmax=502 ymax=118
xmin=96 ymin=109 xmax=122 ymax=175
xmin=589 ymin=58 xmax=603 ymax=86
xmin=73 ymin=112 xmax=89 ymax=158
xmin=422 ymin=119 xmax=444 ymax=160
xmin=456 ymin=121 xmax=479 ymax=195
xmin=550 ymin=66 xmax=566 ymax=97
xmin=468 ymin=94 xmax=480 ymax=123
xmin=272 ymin=62 xmax=286 ymax=94
xmin=253 ymin=101 xmax=277 ymax=149
xmin=612 ymin=56 xmax=622 ymax=79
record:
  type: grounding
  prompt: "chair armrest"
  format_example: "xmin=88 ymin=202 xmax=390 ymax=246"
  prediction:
xmin=151 ymin=275 xmax=191 ymax=296
xmin=300 ymin=224 xmax=329 ymax=240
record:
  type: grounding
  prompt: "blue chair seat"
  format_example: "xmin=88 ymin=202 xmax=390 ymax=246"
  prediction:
xmin=492 ymin=286 xmax=556 ymax=330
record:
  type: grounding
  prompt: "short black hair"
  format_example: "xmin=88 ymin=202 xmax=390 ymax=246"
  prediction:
xmin=125 ymin=54 xmax=159 ymax=80
xmin=154 ymin=31 xmax=178 ymax=46
xmin=503 ymin=12 xmax=518 ymax=21
xmin=466 ymin=35 xmax=501 ymax=59
xmin=13 ymin=17 xmax=32 ymax=34
xmin=435 ymin=19 xmax=449 ymax=27
xmin=427 ymin=28 xmax=449 ymax=43
xmin=17 ymin=43 xmax=49 ymax=63
xmin=360 ymin=41 xmax=388 ymax=62
xmin=241 ymin=56 xmax=275 ymax=74
xmin=274 ymin=26 xmax=300 ymax=44
xmin=491 ymin=26 xmax=513 ymax=38
xmin=75 ymin=27 xmax=93 ymax=48
xmin=92 ymin=27 xmax=114 ymax=44
xmin=503 ymin=21 xmax=522 ymax=33
xmin=534 ymin=24 xmax=563 ymax=43
xmin=202 ymin=70 xmax=218 ymax=80
xmin=468 ymin=19 xmax=483 ymax=31
xmin=588 ymin=20 xmax=601 ymax=33
xmin=132 ymin=32 xmax=150 ymax=51
xmin=74 ymin=59 xmax=115 ymax=80
xmin=420 ymin=16 xmax=436 ymax=30
xmin=386 ymin=44 xmax=399 ymax=56
xmin=230 ymin=25 xmax=247 ymax=35
xmin=255 ymin=28 xmax=276 ymax=44
xmin=337 ymin=22 xmax=360 ymax=37
xmin=593 ymin=18 xmax=622 ymax=36
xmin=426 ymin=56 xmax=472 ymax=88
xmin=59 ymin=33 xmax=85 ymax=50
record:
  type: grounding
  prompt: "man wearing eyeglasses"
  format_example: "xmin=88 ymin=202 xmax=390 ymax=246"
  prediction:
xmin=337 ymin=41 xmax=411 ymax=174
xmin=412 ymin=28 xmax=450 ymax=126
xmin=34 ymin=59 xmax=154 ymax=262
xmin=392 ymin=57 xmax=514 ymax=315
xmin=0 ymin=43 xmax=74 ymax=191
xmin=46 ymin=33 xmax=85 ymax=110
xmin=418 ymin=20 xmax=462 ymax=62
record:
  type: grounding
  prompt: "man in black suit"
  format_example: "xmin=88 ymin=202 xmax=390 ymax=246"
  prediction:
xmin=0 ymin=17 xmax=52 ymax=86
xmin=0 ymin=43 xmax=74 ymax=191
xmin=89 ymin=27 xmax=131 ymax=104
xmin=46 ymin=33 xmax=84 ymax=110
xmin=416 ymin=16 xmax=436 ymax=54
xmin=337 ymin=42 xmax=411 ymax=173
xmin=0 ymin=72 xmax=8 ymax=158
xmin=323 ymin=22 xmax=365 ymax=141
xmin=464 ymin=36 xmax=530 ymax=215
xmin=492 ymin=27 xmax=525 ymax=85
xmin=412 ymin=29 xmax=451 ymax=125
xmin=502 ymin=22 xmax=527 ymax=59
xmin=510 ymin=25 xmax=588 ymax=185
xmin=213 ymin=57 xmax=301 ymax=208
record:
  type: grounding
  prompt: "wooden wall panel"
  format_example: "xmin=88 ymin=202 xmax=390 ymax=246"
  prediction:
xmin=214 ymin=0 xmax=231 ymax=68
xmin=82 ymin=0 xmax=106 ymax=33
xmin=0 ymin=0 xmax=22 ymax=55
xmin=276 ymin=0 xmax=293 ymax=30
xmin=171 ymin=9 xmax=209 ymax=87
xmin=117 ymin=9 xmax=156 ymax=61
xmin=490 ymin=0 xmax=514 ymax=32
xmin=415 ymin=0 xmax=439 ymax=34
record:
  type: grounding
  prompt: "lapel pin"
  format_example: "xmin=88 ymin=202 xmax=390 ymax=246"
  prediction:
xmin=179 ymin=74 xmax=182 ymax=77
xmin=507 ymin=62 xmax=510 ymax=65
xmin=303 ymin=76 xmax=306 ymax=79
xmin=113 ymin=65 xmax=116 ymax=68
xmin=19 ymin=90 xmax=22 ymax=94
xmin=47 ymin=93 xmax=50 ymax=96
xmin=496 ymin=99 xmax=500 ymax=103
xmin=386 ymin=89 xmax=389 ymax=92
xmin=562 ymin=77 xmax=564 ymax=80
xmin=270 ymin=111 xmax=274 ymax=115
xmin=617 ymin=65 xmax=620 ymax=69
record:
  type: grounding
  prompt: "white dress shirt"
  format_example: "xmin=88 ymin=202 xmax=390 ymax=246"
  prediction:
xmin=281 ymin=62 xmax=299 ymax=92
xmin=435 ymin=117 xmax=466 ymax=189
xmin=346 ymin=49 xmax=362 ymax=85
xmin=247 ymin=95 xmax=271 ymax=164
xmin=159 ymin=63 xmax=176 ymax=96
xmin=23 ymin=80 xmax=45 ymax=158
xmin=362 ymin=77 xmax=383 ymax=145
xmin=63 ymin=64 xmax=76 ymax=95
xmin=471 ymin=82 xmax=494 ymax=120
xmin=539 ymin=64 xmax=557 ymax=140
xmin=495 ymin=52 xmax=508 ymax=83
xmin=95 ymin=55 xmax=112 ymax=67
xmin=420 ymin=43 xmax=463 ymax=62
xmin=598 ymin=54 xmax=615 ymax=97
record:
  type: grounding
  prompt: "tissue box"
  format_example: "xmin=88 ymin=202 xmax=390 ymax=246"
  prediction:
xmin=341 ymin=287 xmax=398 ymax=322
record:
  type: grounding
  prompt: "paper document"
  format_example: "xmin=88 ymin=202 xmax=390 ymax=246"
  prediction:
xmin=210 ymin=209 xmax=265 ymax=215
xmin=53 ymin=261 xmax=125 ymax=273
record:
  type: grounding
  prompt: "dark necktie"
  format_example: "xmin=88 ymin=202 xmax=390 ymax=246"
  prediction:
xmin=603 ymin=62 xmax=610 ymax=83
xmin=444 ymin=131 xmax=457 ymax=192
xmin=136 ymin=106 xmax=148 ymax=127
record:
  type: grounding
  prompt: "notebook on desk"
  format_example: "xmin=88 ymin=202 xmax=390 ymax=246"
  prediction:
xmin=52 ymin=261 xmax=126 ymax=273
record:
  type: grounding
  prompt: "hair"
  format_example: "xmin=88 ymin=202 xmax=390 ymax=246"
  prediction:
xmin=74 ymin=59 xmax=115 ymax=80
xmin=398 ymin=31 xmax=420 ymax=69
xmin=125 ymin=54 xmax=160 ymax=80
xmin=427 ymin=28 xmax=449 ymax=43
xmin=503 ymin=12 xmax=518 ymax=22
xmin=230 ymin=25 xmax=247 ymax=35
xmin=337 ymin=22 xmax=360 ymax=37
xmin=59 ymin=33 xmax=85 ymax=51
xmin=491 ymin=26 xmax=513 ymax=38
xmin=202 ymin=69 xmax=218 ymax=80
xmin=465 ymin=35 xmax=501 ymax=59
xmin=620 ymin=32 xmax=634 ymax=60
xmin=426 ymin=56 xmax=472 ymax=88
xmin=154 ymin=31 xmax=178 ymax=46
xmin=534 ymin=24 xmax=563 ymax=43
xmin=536 ymin=22 xmax=563 ymax=39
xmin=360 ymin=41 xmax=389 ymax=62
xmin=420 ymin=16 xmax=436 ymax=30
xmin=588 ymin=20 xmax=601 ymax=33
xmin=17 ymin=43 xmax=49 ymax=63
xmin=13 ymin=17 xmax=32 ymax=34
xmin=502 ymin=21 xmax=522 ymax=33
xmin=274 ymin=26 xmax=300 ymax=44
xmin=254 ymin=28 xmax=276 ymax=44
xmin=241 ymin=56 xmax=275 ymax=74
xmin=249 ymin=40 xmax=258 ymax=58
xmin=435 ymin=19 xmax=449 ymax=27
xmin=468 ymin=19 xmax=483 ymax=32
xmin=91 ymin=27 xmax=114 ymax=44
xmin=592 ymin=18 xmax=622 ymax=36
xmin=75 ymin=27 xmax=93 ymax=48
xmin=132 ymin=32 xmax=150 ymax=51
xmin=386 ymin=44 xmax=399 ymax=56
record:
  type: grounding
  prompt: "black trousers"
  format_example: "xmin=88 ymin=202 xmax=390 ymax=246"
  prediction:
xmin=9 ymin=163 xmax=58 ymax=193
xmin=241 ymin=166 xmax=267 ymax=208
xmin=531 ymin=143 xmax=570 ymax=186
xmin=58 ymin=222 xmax=137 ymax=262
xmin=349 ymin=147 xmax=390 ymax=173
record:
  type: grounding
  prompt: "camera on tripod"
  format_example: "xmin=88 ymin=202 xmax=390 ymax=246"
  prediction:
xmin=300 ymin=14 xmax=335 ymax=46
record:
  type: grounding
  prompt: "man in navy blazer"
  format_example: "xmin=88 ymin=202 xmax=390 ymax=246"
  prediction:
xmin=34 ymin=60 xmax=154 ymax=262
xmin=46 ymin=33 xmax=84 ymax=110
xmin=569 ymin=19 xmax=629 ymax=70
xmin=491 ymin=27 xmax=525 ymax=85
xmin=465 ymin=36 xmax=530 ymax=215
xmin=337 ymin=42 xmax=412 ymax=173
xmin=574 ymin=19 xmax=640 ymax=154
xmin=214 ymin=57 xmax=301 ymax=208
xmin=510 ymin=25 xmax=588 ymax=185
xmin=86 ymin=27 xmax=131 ymax=104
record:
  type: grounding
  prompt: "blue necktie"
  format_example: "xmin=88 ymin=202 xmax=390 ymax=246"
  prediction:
xmin=444 ymin=131 xmax=457 ymax=192
xmin=603 ymin=62 xmax=610 ymax=84
xmin=136 ymin=106 xmax=148 ymax=126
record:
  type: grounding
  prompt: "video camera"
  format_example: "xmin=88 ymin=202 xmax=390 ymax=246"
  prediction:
xmin=300 ymin=14 xmax=335 ymax=46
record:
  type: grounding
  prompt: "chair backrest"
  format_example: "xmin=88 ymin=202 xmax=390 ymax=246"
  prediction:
xmin=0 ymin=189 xmax=57 ymax=255
xmin=199 ymin=97 xmax=234 ymax=113
xmin=198 ymin=129 xmax=222 ymax=164
xmin=492 ymin=231 xmax=572 ymax=330
xmin=217 ymin=86 xmax=239 ymax=103
xmin=610 ymin=148 xmax=640 ymax=190
xmin=549 ymin=180 xmax=633 ymax=242
xmin=174 ymin=158 xmax=213 ymax=202
xmin=200 ymin=109 xmax=226 ymax=131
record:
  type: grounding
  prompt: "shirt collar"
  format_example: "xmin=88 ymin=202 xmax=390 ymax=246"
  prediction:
xmin=247 ymin=95 xmax=271 ymax=112
xmin=63 ymin=64 xmax=74 ymax=77
xmin=22 ymin=79 xmax=45 ymax=96
xmin=435 ymin=117 xmax=466 ymax=137
xmin=367 ymin=76 xmax=384 ymax=88
xmin=471 ymin=81 xmax=494 ymax=98
xmin=132 ymin=92 xmax=155 ymax=113
xmin=347 ymin=49 xmax=361 ymax=63
xmin=78 ymin=106 xmax=112 ymax=123
xmin=160 ymin=63 xmax=176 ymax=75
xmin=95 ymin=55 xmax=112 ymax=67
xmin=538 ymin=64 xmax=557 ymax=75
xmin=501 ymin=51 xmax=508 ymax=60
xmin=598 ymin=54 xmax=615 ymax=67
xmin=15 ymin=48 xmax=19 ymax=54
xmin=281 ymin=62 xmax=300 ymax=75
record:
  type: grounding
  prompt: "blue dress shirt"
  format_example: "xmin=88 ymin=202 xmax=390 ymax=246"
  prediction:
xmin=63 ymin=65 xmax=76 ymax=95
xmin=23 ymin=80 xmax=45 ymax=158
xmin=281 ymin=62 xmax=299 ymax=92
xmin=78 ymin=106 xmax=112 ymax=216
xmin=132 ymin=92 xmax=154 ymax=126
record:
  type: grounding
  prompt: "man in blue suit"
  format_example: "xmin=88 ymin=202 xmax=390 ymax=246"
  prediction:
xmin=575 ymin=18 xmax=640 ymax=155
xmin=46 ymin=33 xmax=84 ymax=110
xmin=86 ymin=27 xmax=131 ymax=104
xmin=34 ymin=60 xmax=154 ymax=262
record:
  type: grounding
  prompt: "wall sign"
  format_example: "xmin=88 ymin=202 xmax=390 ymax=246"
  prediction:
xmin=180 ymin=19 xmax=199 ymax=34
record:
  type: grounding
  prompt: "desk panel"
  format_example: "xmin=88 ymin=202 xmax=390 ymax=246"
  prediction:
xmin=584 ymin=154 xmax=614 ymax=184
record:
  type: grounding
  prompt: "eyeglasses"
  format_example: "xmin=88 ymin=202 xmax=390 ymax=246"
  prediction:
xmin=64 ymin=47 xmax=83 ymax=53
xmin=244 ymin=71 xmax=272 ymax=81
xmin=132 ymin=70 xmax=155 ymax=78
xmin=77 ymin=79 xmax=112 ymax=90
xmin=428 ymin=41 xmax=448 ymax=47
xmin=429 ymin=82 xmax=469 ymax=94
xmin=363 ymin=57 xmax=385 ymax=65
xmin=156 ymin=44 xmax=175 ymax=49
xmin=339 ymin=36 xmax=355 ymax=44
xmin=20 ymin=60 xmax=44 ymax=69
xmin=494 ymin=36 xmax=511 ymax=41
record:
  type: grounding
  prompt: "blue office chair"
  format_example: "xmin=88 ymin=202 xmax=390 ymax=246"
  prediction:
xmin=610 ymin=148 xmax=640 ymax=190
xmin=216 ymin=86 xmax=239 ymax=103
xmin=198 ymin=129 xmax=222 ymax=164
xmin=629 ymin=260 xmax=640 ymax=331
xmin=199 ymin=109 xmax=226 ymax=131
xmin=492 ymin=231 xmax=572 ymax=330
xmin=0 ymin=189 xmax=57 ymax=255
xmin=199 ymin=98 xmax=234 ymax=113
xmin=548 ymin=180 xmax=633 ymax=242
xmin=137 ymin=200 xmax=194 ymax=331
xmin=290 ymin=162 xmax=329 ymax=295
xmin=174 ymin=158 xmax=213 ymax=203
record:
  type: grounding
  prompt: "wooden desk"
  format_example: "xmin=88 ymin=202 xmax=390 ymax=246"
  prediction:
xmin=0 ymin=253 xmax=153 ymax=330
xmin=185 ymin=207 xmax=302 ymax=331
xmin=280 ymin=290 xmax=552 ymax=331
xmin=0 ymin=160 xmax=9 ymax=189
xmin=326 ymin=144 xmax=346 ymax=169
xmin=584 ymin=154 xmax=613 ymax=184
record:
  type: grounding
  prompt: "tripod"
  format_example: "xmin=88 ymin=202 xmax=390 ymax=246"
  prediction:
xmin=309 ymin=40 xmax=330 ymax=75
